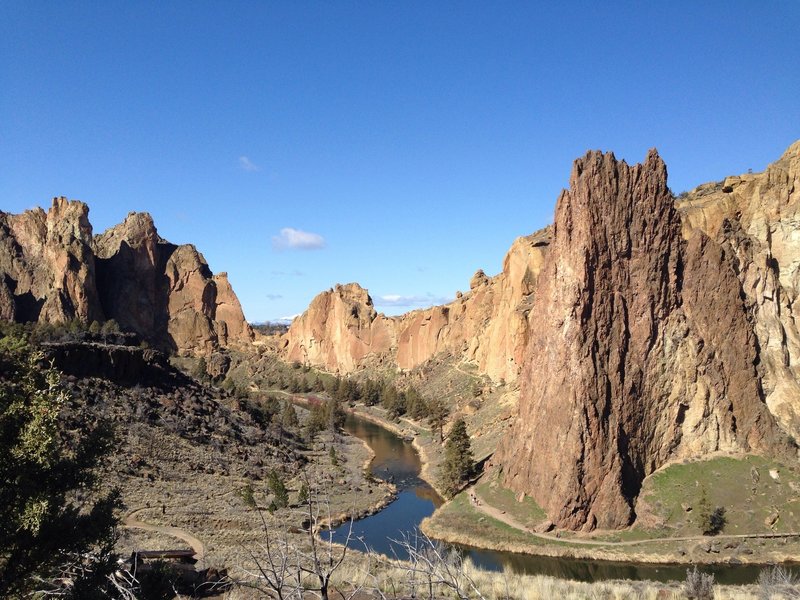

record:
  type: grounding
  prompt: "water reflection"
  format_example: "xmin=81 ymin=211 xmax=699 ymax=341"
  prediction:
xmin=330 ymin=413 xmax=798 ymax=584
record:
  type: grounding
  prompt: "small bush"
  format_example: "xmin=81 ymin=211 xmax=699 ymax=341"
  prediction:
xmin=758 ymin=565 xmax=799 ymax=600
xmin=684 ymin=565 xmax=715 ymax=600
xmin=239 ymin=484 xmax=256 ymax=510
xmin=696 ymin=488 xmax=726 ymax=535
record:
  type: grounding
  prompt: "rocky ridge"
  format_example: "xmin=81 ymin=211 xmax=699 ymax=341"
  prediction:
xmin=280 ymin=228 xmax=549 ymax=384
xmin=0 ymin=198 xmax=253 ymax=355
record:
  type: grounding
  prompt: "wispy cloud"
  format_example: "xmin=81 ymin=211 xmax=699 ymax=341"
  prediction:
xmin=238 ymin=155 xmax=261 ymax=172
xmin=375 ymin=293 xmax=453 ymax=309
xmin=272 ymin=227 xmax=326 ymax=250
xmin=275 ymin=314 xmax=300 ymax=325
xmin=265 ymin=293 xmax=283 ymax=301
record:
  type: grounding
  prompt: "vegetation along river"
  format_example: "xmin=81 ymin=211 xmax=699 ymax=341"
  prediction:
xmin=330 ymin=413 xmax=796 ymax=585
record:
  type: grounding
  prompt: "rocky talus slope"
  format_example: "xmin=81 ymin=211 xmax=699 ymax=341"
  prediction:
xmin=0 ymin=198 xmax=252 ymax=354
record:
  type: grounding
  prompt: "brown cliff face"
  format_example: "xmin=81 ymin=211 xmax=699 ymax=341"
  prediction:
xmin=0 ymin=197 xmax=103 ymax=324
xmin=0 ymin=199 xmax=252 ymax=355
xmin=676 ymin=141 xmax=800 ymax=438
xmin=281 ymin=231 xmax=548 ymax=381
xmin=495 ymin=149 xmax=792 ymax=531
xmin=282 ymin=283 xmax=395 ymax=372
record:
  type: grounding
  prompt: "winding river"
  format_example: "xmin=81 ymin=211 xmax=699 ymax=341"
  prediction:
xmin=330 ymin=413 xmax=796 ymax=585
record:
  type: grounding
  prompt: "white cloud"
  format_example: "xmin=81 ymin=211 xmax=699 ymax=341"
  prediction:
xmin=238 ymin=156 xmax=261 ymax=172
xmin=275 ymin=314 xmax=300 ymax=325
xmin=272 ymin=227 xmax=326 ymax=250
xmin=265 ymin=294 xmax=283 ymax=301
xmin=375 ymin=293 xmax=453 ymax=309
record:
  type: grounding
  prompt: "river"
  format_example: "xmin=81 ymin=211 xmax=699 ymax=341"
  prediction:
xmin=330 ymin=413 xmax=796 ymax=584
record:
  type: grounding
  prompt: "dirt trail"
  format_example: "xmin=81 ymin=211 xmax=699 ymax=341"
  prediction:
xmin=470 ymin=486 xmax=800 ymax=548
xmin=123 ymin=507 xmax=206 ymax=567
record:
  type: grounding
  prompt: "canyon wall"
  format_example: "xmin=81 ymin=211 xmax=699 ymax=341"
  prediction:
xmin=281 ymin=228 xmax=549 ymax=383
xmin=495 ymin=148 xmax=793 ymax=531
xmin=676 ymin=140 xmax=800 ymax=439
xmin=0 ymin=198 xmax=253 ymax=355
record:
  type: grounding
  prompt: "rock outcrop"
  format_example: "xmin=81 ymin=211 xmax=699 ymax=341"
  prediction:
xmin=0 ymin=197 xmax=102 ymax=324
xmin=281 ymin=283 xmax=395 ymax=372
xmin=495 ymin=149 xmax=793 ymax=531
xmin=281 ymin=229 xmax=549 ymax=383
xmin=676 ymin=141 xmax=800 ymax=438
xmin=0 ymin=198 xmax=253 ymax=354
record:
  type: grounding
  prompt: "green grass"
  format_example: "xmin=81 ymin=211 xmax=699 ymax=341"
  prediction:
xmin=475 ymin=474 xmax=546 ymax=529
xmin=635 ymin=455 xmax=800 ymax=536
xmin=426 ymin=493 xmax=554 ymax=547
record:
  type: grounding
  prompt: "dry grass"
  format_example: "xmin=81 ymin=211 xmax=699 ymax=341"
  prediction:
xmin=246 ymin=555 xmax=779 ymax=600
xmin=109 ymin=419 xmax=393 ymax=570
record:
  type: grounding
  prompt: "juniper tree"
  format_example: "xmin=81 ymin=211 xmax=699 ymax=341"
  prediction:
xmin=0 ymin=331 xmax=121 ymax=598
xmin=441 ymin=418 xmax=474 ymax=497
xmin=427 ymin=397 xmax=450 ymax=443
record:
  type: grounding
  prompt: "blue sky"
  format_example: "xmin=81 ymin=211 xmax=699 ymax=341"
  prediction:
xmin=2 ymin=2 xmax=798 ymax=323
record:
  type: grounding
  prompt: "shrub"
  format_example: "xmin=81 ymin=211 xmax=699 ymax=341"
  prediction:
xmin=267 ymin=469 xmax=289 ymax=509
xmin=684 ymin=565 xmax=715 ymax=600
xmin=695 ymin=488 xmax=726 ymax=535
xmin=0 ymin=334 xmax=121 ymax=596
xmin=758 ymin=565 xmax=798 ymax=600
xmin=239 ymin=484 xmax=257 ymax=510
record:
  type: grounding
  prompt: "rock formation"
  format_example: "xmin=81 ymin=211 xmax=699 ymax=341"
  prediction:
xmin=0 ymin=198 xmax=253 ymax=354
xmin=0 ymin=197 xmax=102 ymax=324
xmin=281 ymin=283 xmax=395 ymax=372
xmin=281 ymin=229 xmax=549 ymax=383
xmin=495 ymin=149 xmax=793 ymax=531
xmin=676 ymin=141 xmax=800 ymax=439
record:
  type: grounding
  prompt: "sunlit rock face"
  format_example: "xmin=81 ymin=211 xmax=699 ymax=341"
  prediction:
xmin=281 ymin=230 xmax=548 ymax=383
xmin=496 ymin=148 xmax=794 ymax=531
xmin=0 ymin=198 xmax=252 ymax=354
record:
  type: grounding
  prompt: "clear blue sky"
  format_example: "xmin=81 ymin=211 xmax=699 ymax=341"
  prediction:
xmin=2 ymin=2 xmax=798 ymax=323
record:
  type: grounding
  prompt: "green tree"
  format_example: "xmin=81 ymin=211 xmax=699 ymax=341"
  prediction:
xmin=406 ymin=387 xmax=427 ymax=421
xmin=267 ymin=469 xmax=289 ymax=509
xmin=100 ymin=318 xmax=120 ymax=335
xmin=326 ymin=397 xmax=346 ymax=432
xmin=440 ymin=419 xmax=474 ymax=497
xmin=427 ymin=397 xmax=450 ymax=443
xmin=281 ymin=401 xmax=299 ymax=429
xmin=361 ymin=379 xmax=381 ymax=406
xmin=305 ymin=402 xmax=328 ymax=439
xmin=696 ymin=488 xmax=726 ymax=535
xmin=297 ymin=482 xmax=309 ymax=505
xmin=0 ymin=334 xmax=121 ymax=598
xmin=239 ymin=484 xmax=257 ymax=510
xmin=381 ymin=384 xmax=406 ymax=419
xmin=193 ymin=356 xmax=208 ymax=381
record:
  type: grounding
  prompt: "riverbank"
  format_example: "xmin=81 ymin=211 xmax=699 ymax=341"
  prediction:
xmin=291 ymin=394 xmax=800 ymax=570
xmin=286 ymin=396 xmax=398 ymax=530
xmin=345 ymin=403 xmax=448 ymax=499
xmin=421 ymin=492 xmax=800 ymax=566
